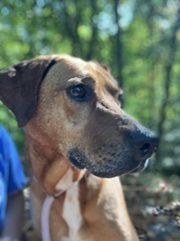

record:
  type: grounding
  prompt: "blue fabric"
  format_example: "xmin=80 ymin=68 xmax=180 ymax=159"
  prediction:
xmin=0 ymin=125 xmax=27 ymax=232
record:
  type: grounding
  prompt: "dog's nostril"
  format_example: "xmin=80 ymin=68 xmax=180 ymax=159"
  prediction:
xmin=140 ymin=142 xmax=151 ymax=156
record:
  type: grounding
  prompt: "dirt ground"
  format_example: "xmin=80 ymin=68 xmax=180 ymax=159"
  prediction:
xmin=122 ymin=172 xmax=180 ymax=241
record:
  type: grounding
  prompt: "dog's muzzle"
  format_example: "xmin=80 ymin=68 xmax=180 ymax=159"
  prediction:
xmin=67 ymin=125 xmax=158 ymax=178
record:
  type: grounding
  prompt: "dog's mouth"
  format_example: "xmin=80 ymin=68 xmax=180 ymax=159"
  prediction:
xmin=67 ymin=148 xmax=150 ymax=178
xmin=90 ymin=159 xmax=149 ymax=178
xmin=128 ymin=159 xmax=149 ymax=174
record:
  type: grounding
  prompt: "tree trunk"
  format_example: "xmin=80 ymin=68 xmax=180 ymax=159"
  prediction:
xmin=61 ymin=0 xmax=83 ymax=56
xmin=86 ymin=0 xmax=99 ymax=60
xmin=113 ymin=0 xmax=124 ymax=105
xmin=156 ymin=7 xmax=180 ymax=161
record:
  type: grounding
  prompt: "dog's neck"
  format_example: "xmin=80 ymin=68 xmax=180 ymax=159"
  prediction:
xmin=24 ymin=124 xmax=85 ymax=195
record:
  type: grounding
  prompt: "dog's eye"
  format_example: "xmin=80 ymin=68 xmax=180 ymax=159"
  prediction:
xmin=117 ymin=93 xmax=124 ymax=108
xmin=118 ymin=93 xmax=123 ymax=103
xmin=70 ymin=85 xmax=86 ymax=98
xmin=66 ymin=84 xmax=93 ymax=102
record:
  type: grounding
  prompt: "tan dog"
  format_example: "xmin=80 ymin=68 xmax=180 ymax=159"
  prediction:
xmin=0 ymin=55 xmax=157 ymax=241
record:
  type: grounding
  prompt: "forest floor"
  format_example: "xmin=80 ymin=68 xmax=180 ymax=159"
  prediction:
xmin=122 ymin=172 xmax=180 ymax=241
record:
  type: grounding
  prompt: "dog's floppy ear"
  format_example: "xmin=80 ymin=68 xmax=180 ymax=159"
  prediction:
xmin=0 ymin=56 xmax=57 ymax=127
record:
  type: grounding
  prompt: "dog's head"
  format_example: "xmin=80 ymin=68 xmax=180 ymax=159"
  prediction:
xmin=0 ymin=55 xmax=157 ymax=178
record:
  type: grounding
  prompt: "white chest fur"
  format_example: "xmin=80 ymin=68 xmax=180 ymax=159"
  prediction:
xmin=62 ymin=182 xmax=82 ymax=241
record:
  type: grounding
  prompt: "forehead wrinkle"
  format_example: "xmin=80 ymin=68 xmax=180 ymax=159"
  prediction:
xmin=84 ymin=62 xmax=119 ymax=96
xmin=82 ymin=62 xmax=122 ymax=113
xmin=105 ymin=84 xmax=121 ymax=97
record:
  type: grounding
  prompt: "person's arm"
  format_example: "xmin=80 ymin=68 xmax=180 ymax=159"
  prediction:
xmin=0 ymin=190 xmax=25 ymax=241
xmin=0 ymin=126 xmax=27 ymax=240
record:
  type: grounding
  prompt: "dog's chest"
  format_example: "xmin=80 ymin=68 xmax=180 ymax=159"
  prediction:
xmin=61 ymin=182 xmax=82 ymax=241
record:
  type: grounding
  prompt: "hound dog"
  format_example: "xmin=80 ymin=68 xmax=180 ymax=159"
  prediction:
xmin=0 ymin=55 xmax=157 ymax=241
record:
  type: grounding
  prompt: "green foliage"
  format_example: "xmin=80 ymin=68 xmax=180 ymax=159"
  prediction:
xmin=0 ymin=0 xmax=179 ymax=170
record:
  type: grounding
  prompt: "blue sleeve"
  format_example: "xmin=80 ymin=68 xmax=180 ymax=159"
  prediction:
xmin=0 ymin=171 xmax=7 ymax=232
xmin=0 ymin=126 xmax=27 ymax=194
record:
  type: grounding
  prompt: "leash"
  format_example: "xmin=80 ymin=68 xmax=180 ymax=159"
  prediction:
xmin=32 ymin=175 xmax=55 ymax=241
xmin=41 ymin=195 xmax=55 ymax=241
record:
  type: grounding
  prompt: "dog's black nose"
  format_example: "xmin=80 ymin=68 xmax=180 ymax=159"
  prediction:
xmin=131 ymin=126 xmax=158 ymax=161
xmin=137 ymin=137 xmax=157 ymax=160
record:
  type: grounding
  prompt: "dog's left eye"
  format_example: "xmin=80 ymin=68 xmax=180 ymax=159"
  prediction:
xmin=118 ymin=93 xmax=123 ymax=103
xmin=66 ymin=84 xmax=93 ymax=102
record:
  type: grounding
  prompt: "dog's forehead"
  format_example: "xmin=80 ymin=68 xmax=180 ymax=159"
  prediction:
xmin=45 ymin=55 xmax=119 ymax=91
xmin=85 ymin=62 xmax=119 ymax=90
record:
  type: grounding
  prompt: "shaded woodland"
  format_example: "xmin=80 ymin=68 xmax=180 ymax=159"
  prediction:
xmin=0 ymin=0 xmax=179 ymax=240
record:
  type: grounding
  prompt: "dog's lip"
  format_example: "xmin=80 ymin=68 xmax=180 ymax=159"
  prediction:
xmin=67 ymin=149 xmax=87 ymax=169
xmin=67 ymin=148 xmax=150 ymax=178
xmin=129 ymin=159 xmax=149 ymax=174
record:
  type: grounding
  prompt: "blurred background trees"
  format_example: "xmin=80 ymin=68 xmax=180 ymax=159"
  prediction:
xmin=0 ymin=0 xmax=180 ymax=174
